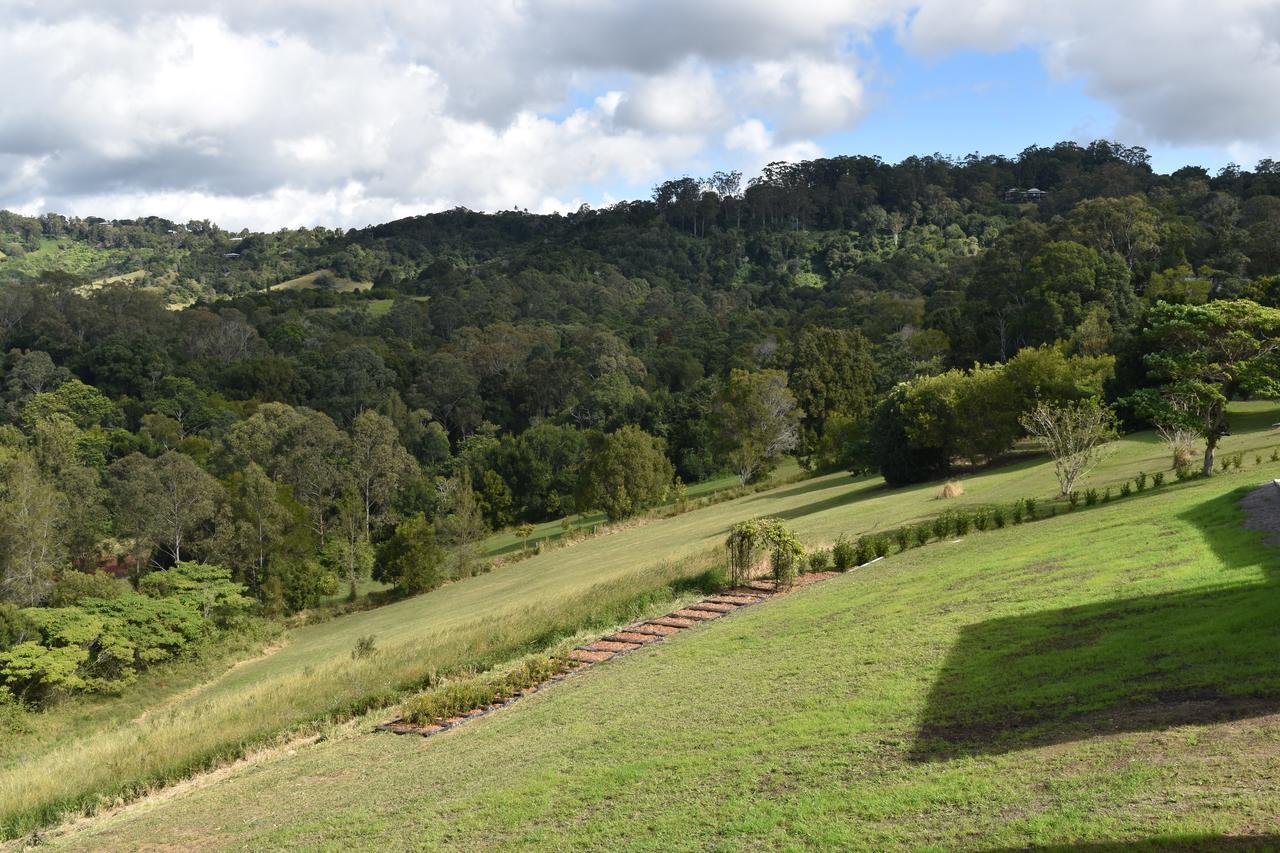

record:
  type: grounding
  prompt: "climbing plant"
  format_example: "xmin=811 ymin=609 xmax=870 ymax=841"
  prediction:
xmin=725 ymin=517 xmax=804 ymax=589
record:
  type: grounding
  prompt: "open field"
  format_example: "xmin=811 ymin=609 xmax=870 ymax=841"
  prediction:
xmin=53 ymin=445 xmax=1280 ymax=850
xmin=7 ymin=403 xmax=1280 ymax=844
xmin=269 ymin=268 xmax=372 ymax=292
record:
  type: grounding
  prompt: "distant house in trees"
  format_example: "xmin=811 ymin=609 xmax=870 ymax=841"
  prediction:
xmin=1003 ymin=187 xmax=1048 ymax=203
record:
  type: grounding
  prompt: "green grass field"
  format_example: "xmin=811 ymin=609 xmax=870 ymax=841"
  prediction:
xmin=270 ymin=268 xmax=372 ymax=292
xmin=11 ymin=403 xmax=1280 ymax=847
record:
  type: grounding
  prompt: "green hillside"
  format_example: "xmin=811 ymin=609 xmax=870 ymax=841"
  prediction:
xmin=23 ymin=402 xmax=1280 ymax=849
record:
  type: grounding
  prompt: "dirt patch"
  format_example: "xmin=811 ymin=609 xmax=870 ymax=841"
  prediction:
xmin=1241 ymin=481 xmax=1280 ymax=545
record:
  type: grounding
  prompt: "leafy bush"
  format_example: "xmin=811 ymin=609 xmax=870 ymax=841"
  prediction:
xmin=973 ymin=509 xmax=989 ymax=531
xmin=1271 ymin=448 xmax=1279 ymax=463
xmin=1103 ymin=486 xmax=1112 ymax=502
xmin=1175 ymin=464 xmax=1193 ymax=481
xmin=854 ymin=536 xmax=875 ymax=566
xmin=872 ymin=536 xmax=891 ymax=559
xmin=1136 ymin=471 xmax=1147 ymax=492
xmin=1084 ymin=488 xmax=1099 ymax=506
xmin=1011 ymin=500 xmax=1025 ymax=524
xmin=953 ymin=512 xmax=971 ymax=536
xmin=352 ymin=635 xmax=378 ymax=660
xmin=991 ymin=506 xmax=1007 ymax=529
xmin=1232 ymin=452 xmax=1244 ymax=469
xmin=932 ymin=514 xmax=952 ymax=541
xmin=806 ymin=549 xmax=831 ymax=573
xmin=893 ymin=528 xmax=911 ymax=552
xmin=914 ymin=522 xmax=932 ymax=546
xmin=1068 ymin=491 xmax=1080 ymax=509
xmin=1120 ymin=481 xmax=1132 ymax=497
xmin=831 ymin=535 xmax=856 ymax=571
xmin=1152 ymin=471 xmax=1165 ymax=487
xmin=1024 ymin=498 xmax=1038 ymax=518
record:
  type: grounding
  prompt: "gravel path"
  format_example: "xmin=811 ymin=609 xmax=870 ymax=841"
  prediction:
xmin=1241 ymin=480 xmax=1280 ymax=545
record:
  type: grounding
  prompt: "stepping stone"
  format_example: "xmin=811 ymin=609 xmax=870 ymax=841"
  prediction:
xmin=606 ymin=631 xmax=660 ymax=644
xmin=745 ymin=580 xmax=777 ymax=592
xmin=583 ymin=639 xmax=642 ymax=653
xmin=685 ymin=602 xmax=736 ymax=613
xmin=568 ymin=648 xmax=614 ymax=663
xmin=634 ymin=623 xmax=682 ymax=636
xmin=649 ymin=616 xmax=697 ymax=629
xmin=671 ymin=608 xmax=723 ymax=621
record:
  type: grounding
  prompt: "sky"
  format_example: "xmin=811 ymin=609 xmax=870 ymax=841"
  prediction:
xmin=2 ymin=0 xmax=1279 ymax=231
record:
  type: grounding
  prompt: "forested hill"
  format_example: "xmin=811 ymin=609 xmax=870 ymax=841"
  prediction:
xmin=2 ymin=139 xmax=1280 ymax=684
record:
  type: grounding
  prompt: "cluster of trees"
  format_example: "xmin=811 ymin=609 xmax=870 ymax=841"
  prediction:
xmin=4 ymin=140 xmax=1280 ymax=704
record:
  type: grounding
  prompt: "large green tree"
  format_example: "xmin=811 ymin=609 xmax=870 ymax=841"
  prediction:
xmin=576 ymin=425 xmax=674 ymax=522
xmin=1131 ymin=300 xmax=1280 ymax=475
xmin=713 ymin=369 xmax=800 ymax=486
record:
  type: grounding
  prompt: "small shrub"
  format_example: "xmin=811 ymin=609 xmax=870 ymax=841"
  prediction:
xmin=1218 ymin=456 xmax=1230 ymax=473
xmin=1024 ymin=498 xmax=1038 ymax=519
xmin=1271 ymin=447 xmax=1279 ymax=463
xmin=1136 ymin=471 xmax=1148 ymax=492
xmin=872 ymin=536 xmax=891 ymax=559
xmin=894 ymin=527 xmax=911 ymax=552
xmin=1067 ymin=491 xmax=1080 ymax=509
xmin=1232 ymin=452 xmax=1244 ymax=469
xmin=807 ymin=549 xmax=831 ymax=573
xmin=939 ymin=480 xmax=964 ymax=499
xmin=973 ymin=509 xmax=989 ymax=531
xmin=1175 ymin=464 xmax=1193 ymax=481
xmin=1011 ymin=500 xmax=1025 ymax=524
xmin=831 ymin=535 xmax=856 ymax=571
xmin=352 ymin=635 xmax=378 ymax=660
xmin=914 ymin=522 xmax=932 ymax=546
xmin=953 ymin=512 xmax=971 ymax=536
xmin=1120 ymin=481 xmax=1132 ymax=497
xmin=933 ymin=514 xmax=952 ymax=541
xmin=855 ymin=536 xmax=875 ymax=566
xmin=1084 ymin=488 xmax=1099 ymax=507
xmin=1152 ymin=471 xmax=1165 ymax=487
xmin=1103 ymin=486 xmax=1112 ymax=502
xmin=992 ymin=506 xmax=1007 ymax=529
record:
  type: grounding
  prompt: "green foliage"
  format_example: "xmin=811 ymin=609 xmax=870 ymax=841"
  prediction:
xmin=1136 ymin=471 xmax=1148 ymax=492
xmin=1153 ymin=471 xmax=1165 ymax=487
xmin=713 ymin=369 xmax=800 ymax=486
xmin=831 ymin=535 xmax=856 ymax=571
xmin=375 ymin=514 xmax=445 ymax=596
xmin=352 ymin=635 xmax=377 ymax=660
xmin=577 ymin=426 xmax=673 ymax=522
xmin=806 ymin=549 xmax=831 ymax=573
xmin=138 ymin=562 xmax=253 ymax=627
xmin=855 ymin=536 xmax=875 ymax=566
xmin=1120 ymin=481 xmax=1133 ymax=497
xmin=1085 ymin=488 xmax=1099 ymax=506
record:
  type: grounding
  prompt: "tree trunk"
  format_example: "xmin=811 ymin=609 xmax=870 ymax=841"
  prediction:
xmin=1203 ymin=436 xmax=1217 ymax=477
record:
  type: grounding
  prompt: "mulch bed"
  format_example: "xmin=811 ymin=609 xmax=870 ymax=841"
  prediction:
xmin=377 ymin=569 xmax=850 ymax=738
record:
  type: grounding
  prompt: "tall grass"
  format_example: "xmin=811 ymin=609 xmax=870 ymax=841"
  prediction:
xmin=0 ymin=550 xmax=724 ymax=839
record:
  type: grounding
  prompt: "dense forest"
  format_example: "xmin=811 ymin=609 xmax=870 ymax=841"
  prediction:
xmin=3 ymin=139 xmax=1280 ymax=706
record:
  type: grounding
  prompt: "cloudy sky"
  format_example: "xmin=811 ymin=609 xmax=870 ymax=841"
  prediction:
xmin=3 ymin=0 xmax=1279 ymax=230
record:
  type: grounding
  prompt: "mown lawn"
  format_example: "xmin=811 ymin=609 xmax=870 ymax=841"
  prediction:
xmin=10 ymin=403 xmax=1280 ymax=845
xmin=51 ymin=411 xmax=1280 ymax=851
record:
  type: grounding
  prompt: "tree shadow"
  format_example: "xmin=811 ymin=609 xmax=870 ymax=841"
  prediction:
xmin=910 ymin=486 xmax=1280 ymax=762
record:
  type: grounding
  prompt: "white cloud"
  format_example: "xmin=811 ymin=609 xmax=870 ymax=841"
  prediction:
xmin=3 ymin=0 xmax=1279 ymax=229
xmin=904 ymin=0 xmax=1280 ymax=151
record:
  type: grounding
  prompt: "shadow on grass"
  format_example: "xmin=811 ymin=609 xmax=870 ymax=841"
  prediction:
xmin=910 ymin=486 xmax=1280 ymax=762
xmin=984 ymin=834 xmax=1280 ymax=851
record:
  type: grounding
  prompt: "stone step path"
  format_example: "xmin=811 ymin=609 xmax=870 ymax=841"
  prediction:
xmin=378 ymin=571 xmax=840 ymax=738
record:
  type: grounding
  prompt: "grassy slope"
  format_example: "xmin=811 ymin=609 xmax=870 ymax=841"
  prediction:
xmin=15 ymin=404 xmax=1280 ymax=845
xmin=62 ymin=467 xmax=1280 ymax=851
xmin=270 ymin=269 xmax=372 ymax=292
xmin=50 ymin=404 xmax=1280 ymax=850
